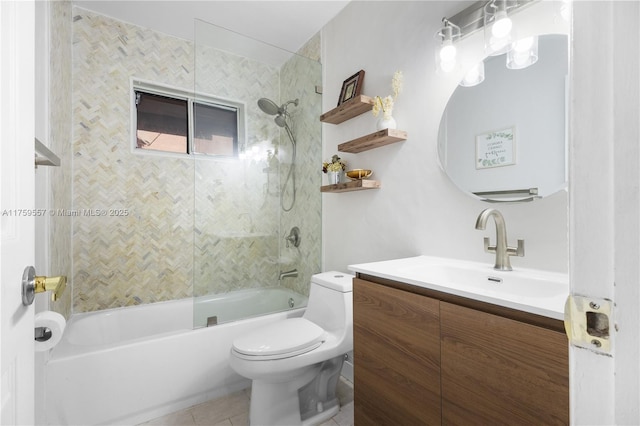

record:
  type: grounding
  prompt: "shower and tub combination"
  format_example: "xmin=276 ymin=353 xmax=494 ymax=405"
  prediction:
xmin=46 ymin=290 xmax=308 ymax=425
xmin=44 ymin=16 xmax=323 ymax=426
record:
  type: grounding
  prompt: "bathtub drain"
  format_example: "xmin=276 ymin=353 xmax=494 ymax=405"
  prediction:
xmin=288 ymin=298 xmax=295 ymax=308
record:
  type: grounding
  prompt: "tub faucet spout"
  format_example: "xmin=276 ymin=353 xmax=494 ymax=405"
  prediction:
xmin=475 ymin=208 xmax=524 ymax=271
xmin=279 ymin=269 xmax=298 ymax=280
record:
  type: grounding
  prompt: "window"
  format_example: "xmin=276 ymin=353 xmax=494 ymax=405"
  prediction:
xmin=193 ymin=102 xmax=238 ymax=156
xmin=135 ymin=92 xmax=188 ymax=154
xmin=132 ymin=80 xmax=245 ymax=157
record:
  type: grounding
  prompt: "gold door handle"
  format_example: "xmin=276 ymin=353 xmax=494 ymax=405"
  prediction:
xmin=34 ymin=275 xmax=67 ymax=302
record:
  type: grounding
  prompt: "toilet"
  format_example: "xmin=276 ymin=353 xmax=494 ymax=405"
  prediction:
xmin=229 ymin=271 xmax=353 ymax=426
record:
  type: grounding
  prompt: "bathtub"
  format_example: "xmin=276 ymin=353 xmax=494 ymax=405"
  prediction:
xmin=45 ymin=287 xmax=307 ymax=426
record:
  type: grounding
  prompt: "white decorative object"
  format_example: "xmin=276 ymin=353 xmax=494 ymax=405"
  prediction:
xmin=372 ymin=71 xmax=403 ymax=130
xmin=376 ymin=115 xmax=397 ymax=130
xmin=327 ymin=171 xmax=342 ymax=185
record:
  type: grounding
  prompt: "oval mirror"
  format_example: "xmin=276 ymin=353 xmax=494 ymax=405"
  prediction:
xmin=437 ymin=34 xmax=569 ymax=202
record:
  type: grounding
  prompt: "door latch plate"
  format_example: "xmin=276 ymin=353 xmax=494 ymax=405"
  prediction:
xmin=564 ymin=295 xmax=612 ymax=355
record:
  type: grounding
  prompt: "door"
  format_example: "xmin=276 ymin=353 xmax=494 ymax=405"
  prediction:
xmin=1 ymin=1 xmax=36 ymax=424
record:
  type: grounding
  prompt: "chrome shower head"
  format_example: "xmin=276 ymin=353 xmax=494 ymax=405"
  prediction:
xmin=257 ymin=98 xmax=280 ymax=116
xmin=257 ymin=98 xmax=299 ymax=117
xmin=274 ymin=115 xmax=287 ymax=128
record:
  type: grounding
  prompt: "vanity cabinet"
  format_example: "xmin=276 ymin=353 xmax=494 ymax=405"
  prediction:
xmin=353 ymin=278 xmax=441 ymax=425
xmin=353 ymin=277 xmax=569 ymax=426
xmin=440 ymin=302 xmax=569 ymax=425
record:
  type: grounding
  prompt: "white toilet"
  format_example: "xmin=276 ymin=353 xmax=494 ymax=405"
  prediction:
xmin=229 ymin=271 xmax=353 ymax=426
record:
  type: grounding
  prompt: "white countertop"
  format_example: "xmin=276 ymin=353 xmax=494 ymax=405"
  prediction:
xmin=348 ymin=255 xmax=569 ymax=320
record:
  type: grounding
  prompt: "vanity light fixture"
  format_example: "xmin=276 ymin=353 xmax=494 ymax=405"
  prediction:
xmin=437 ymin=1 xmax=545 ymax=83
xmin=435 ymin=19 xmax=461 ymax=73
xmin=484 ymin=0 xmax=516 ymax=56
xmin=507 ymin=35 xmax=538 ymax=69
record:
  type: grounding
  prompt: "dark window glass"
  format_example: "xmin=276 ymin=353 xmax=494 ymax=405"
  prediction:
xmin=193 ymin=102 xmax=238 ymax=156
xmin=135 ymin=91 xmax=188 ymax=154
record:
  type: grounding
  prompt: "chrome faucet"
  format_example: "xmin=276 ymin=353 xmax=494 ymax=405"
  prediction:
xmin=475 ymin=208 xmax=524 ymax=271
xmin=279 ymin=269 xmax=298 ymax=280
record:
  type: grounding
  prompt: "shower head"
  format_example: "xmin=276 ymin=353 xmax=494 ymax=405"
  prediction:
xmin=257 ymin=98 xmax=280 ymax=116
xmin=274 ymin=115 xmax=287 ymax=128
xmin=257 ymin=98 xmax=299 ymax=117
xmin=258 ymin=97 xmax=298 ymax=145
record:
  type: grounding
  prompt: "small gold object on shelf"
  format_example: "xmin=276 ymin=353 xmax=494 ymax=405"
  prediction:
xmin=346 ymin=169 xmax=373 ymax=180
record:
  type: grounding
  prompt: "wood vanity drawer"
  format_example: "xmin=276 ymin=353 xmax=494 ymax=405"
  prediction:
xmin=440 ymin=302 xmax=569 ymax=425
xmin=353 ymin=276 xmax=569 ymax=425
xmin=353 ymin=278 xmax=441 ymax=425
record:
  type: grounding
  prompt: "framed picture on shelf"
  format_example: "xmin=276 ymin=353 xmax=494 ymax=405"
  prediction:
xmin=337 ymin=70 xmax=365 ymax=106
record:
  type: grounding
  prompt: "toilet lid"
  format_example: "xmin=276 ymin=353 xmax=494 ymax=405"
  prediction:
xmin=232 ymin=318 xmax=326 ymax=359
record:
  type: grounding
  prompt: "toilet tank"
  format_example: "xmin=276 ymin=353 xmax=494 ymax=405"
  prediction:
xmin=303 ymin=272 xmax=353 ymax=332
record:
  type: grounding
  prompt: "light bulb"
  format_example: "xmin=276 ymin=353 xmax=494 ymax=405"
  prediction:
xmin=507 ymin=36 xmax=538 ymax=69
xmin=513 ymin=36 xmax=534 ymax=52
xmin=460 ymin=62 xmax=485 ymax=87
xmin=491 ymin=10 xmax=512 ymax=38
xmin=439 ymin=40 xmax=456 ymax=62
xmin=512 ymin=51 xmax=530 ymax=66
xmin=440 ymin=59 xmax=456 ymax=73
xmin=489 ymin=35 xmax=509 ymax=53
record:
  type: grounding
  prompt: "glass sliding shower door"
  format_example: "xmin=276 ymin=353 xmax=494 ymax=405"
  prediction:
xmin=193 ymin=19 xmax=322 ymax=327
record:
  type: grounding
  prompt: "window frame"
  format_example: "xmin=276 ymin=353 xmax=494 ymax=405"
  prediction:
xmin=130 ymin=78 xmax=246 ymax=160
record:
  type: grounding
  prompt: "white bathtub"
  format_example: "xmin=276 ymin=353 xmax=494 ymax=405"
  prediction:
xmin=45 ymin=288 xmax=307 ymax=426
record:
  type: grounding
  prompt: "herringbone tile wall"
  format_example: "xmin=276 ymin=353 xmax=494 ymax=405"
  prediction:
xmin=71 ymin=9 xmax=322 ymax=313
xmin=279 ymin=35 xmax=323 ymax=296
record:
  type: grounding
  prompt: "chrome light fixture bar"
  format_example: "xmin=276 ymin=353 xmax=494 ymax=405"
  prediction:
xmin=438 ymin=0 xmax=540 ymax=85
xmin=444 ymin=0 xmax=537 ymax=41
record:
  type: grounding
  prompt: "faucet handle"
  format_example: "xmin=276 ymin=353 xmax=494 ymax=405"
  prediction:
xmin=507 ymin=239 xmax=525 ymax=257
xmin=483 ymin=237 xmax=497 ymax=254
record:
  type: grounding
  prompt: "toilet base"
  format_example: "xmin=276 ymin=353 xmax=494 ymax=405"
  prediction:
xmin=248 ymin=356 xmax=345 ymax=426
xmin=249 ymin=364 xmax=320 ymax=426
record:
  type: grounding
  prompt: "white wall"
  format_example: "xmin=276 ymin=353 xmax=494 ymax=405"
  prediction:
xmin=321 ymin=1 xmax=568 ymax=274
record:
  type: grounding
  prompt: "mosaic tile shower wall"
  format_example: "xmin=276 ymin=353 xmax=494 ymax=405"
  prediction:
xmin=193 ymin=41 xmax=281 ymax=297
xmin=278 ymin=34 xmax=323 ymax=296
xmin=72 ymin=9 xmax=322 ymax=312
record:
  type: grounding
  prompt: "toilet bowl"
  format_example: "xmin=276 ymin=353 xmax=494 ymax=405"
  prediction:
xmin=229 ymin=271 xmax=353 ymax=426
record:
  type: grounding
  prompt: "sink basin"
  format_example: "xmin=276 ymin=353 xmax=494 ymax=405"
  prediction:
xmin=398 ymin=262 xmax=566 ymax=299
xmin=349 ymin=256 xmax=569 ymax=319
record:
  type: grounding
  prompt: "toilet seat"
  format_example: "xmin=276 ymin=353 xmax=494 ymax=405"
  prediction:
xmin=232 ymin=318 xmax=326 ymax=360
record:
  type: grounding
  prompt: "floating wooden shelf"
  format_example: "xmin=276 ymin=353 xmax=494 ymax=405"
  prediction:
xmin=320 ymin=95 xmax=373 ymax=125
xmin=338 ymin=128 xmax=408 ymax=153
xmin=320 ymin=179 xmax=381 ymax=193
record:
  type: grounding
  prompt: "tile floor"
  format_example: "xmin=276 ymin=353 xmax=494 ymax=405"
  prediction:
xmin=138 ymin=378 xmax=354 ymax=426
